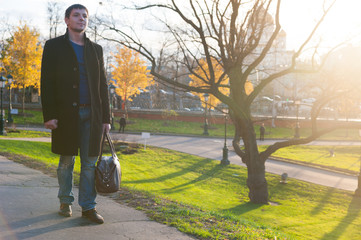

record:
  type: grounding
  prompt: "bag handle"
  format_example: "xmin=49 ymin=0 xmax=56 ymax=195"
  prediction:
xmin=98 ymin=132 xmax=117 ymax=162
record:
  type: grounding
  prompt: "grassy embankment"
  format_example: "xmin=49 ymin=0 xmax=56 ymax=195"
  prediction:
xmin=0 ymin=139 xmax=360 ymax=240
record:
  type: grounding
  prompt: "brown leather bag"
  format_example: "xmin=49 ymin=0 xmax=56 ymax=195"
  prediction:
xmin=95 ymin=132 xmax=121 ymax=193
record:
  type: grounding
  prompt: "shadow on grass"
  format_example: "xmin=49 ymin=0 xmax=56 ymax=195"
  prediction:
xmin=309 ymin=153 xmax=329 ymax=164
xmin=122 ymin=158 xmax=212 ymax=185
xmin=346 ymin=159 xmax=360 ymax=172
xmin=345 ymin=156 xmax=361 ymax=172
xmin=321 ymin=196 xmax=361 ymax=240
xmin=222 ymin=202 xmax=263 ymax=216
xmin=162 ymin=164 xmax=225 ymax=194
xmin=310 ymin=186 xmax=337 ymax=216
xmin=268 ymin=178 xmax=346 ymax=216
xmin=268 ymin=181 xmax=290 ymax=202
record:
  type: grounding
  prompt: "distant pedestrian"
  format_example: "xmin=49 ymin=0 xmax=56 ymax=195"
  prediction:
xmin=119 ymin=114 xmax=126 ymax=133
xmin=294 ymin=122 xmax=300 ymax=138
xmin=259 ymin=123 xmax=265 ymax=141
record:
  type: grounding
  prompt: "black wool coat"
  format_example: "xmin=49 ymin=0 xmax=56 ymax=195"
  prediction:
xmin=41 ymin=32 xmax=110 ymax=156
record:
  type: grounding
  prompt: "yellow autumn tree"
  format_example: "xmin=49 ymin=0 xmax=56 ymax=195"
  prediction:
xmin=3 ymin=24 xmax=42 ymax=112
xmin=189 ymin=58 xmax=253 ymax=109
xmin=110 ymin=46 xmax=153 ymax=110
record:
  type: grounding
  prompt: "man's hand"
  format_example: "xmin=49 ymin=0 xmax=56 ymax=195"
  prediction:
xmin=44 ymin=119 xmax=58 ymax=130
xmin=103 ymin=123 xmax=111 ymax=133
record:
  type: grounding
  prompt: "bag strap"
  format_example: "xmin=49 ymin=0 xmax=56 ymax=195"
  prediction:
xmin=98 ymin=132 xmax=117 ymax=162
xmin=106 ymin=133 xmax=117 ymax=159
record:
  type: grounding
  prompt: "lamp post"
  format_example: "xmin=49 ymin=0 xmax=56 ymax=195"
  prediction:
xmin=109 ymin=85 xmax=116 ymax=130
xmin=220 ymin=108 xmax=230 ymax=165
xmin=203 ymin=93 xmax=209 ymax=136
xmin=295 ymin=100 xmax=300 ymax=123
xmin=7 ymin=74 xmax=13 ymax=124
xmin=294 ymin=100 xmax=300 ymax=138
xmin=0 ymin=76 xmax=6 ymax=135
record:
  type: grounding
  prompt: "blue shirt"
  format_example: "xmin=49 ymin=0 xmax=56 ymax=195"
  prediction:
xmin=70 ymin=41 xmax=90 ymax=105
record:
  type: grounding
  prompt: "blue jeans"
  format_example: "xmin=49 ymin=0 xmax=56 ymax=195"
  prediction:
xmin=57 ymin=106 xmax=98 ymax=211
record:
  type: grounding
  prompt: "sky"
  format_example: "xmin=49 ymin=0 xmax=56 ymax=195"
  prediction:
xmin=0 ymin=0 xmax=360 ymax=51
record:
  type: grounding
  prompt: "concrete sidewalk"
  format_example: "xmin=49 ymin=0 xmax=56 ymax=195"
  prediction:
xmin=0 ymin=156 xmax=195 ymax=240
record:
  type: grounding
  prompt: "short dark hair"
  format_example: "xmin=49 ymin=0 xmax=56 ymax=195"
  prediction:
xmin=65 ymin=4 xmax=88 ymax=18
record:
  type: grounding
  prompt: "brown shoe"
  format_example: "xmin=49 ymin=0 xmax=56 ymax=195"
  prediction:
xmin=58 ymin=203 xmax=72 ymax=217
xmin=82 ymin=208 xmax=104 ymax=224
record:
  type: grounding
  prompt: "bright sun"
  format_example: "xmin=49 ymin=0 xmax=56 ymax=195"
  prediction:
xmin=280 ymin=0 xmax=361 ymax=50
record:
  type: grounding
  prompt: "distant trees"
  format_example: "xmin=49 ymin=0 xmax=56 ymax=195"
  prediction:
xmin=47 ymin=1 xmax=64 ymax=39
xmin=110 ymin=46 xmax=153 ymax=110
xmin=2 ymin=24 xmax=42 ymax=112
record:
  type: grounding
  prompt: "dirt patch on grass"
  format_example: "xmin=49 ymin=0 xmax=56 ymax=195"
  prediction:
xmin=102 ymin=141 xmax=140 ymax=155
xmin=0 ymin=151 xmax=58 ymax=179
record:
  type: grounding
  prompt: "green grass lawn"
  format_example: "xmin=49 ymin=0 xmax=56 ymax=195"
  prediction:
xmin=118 ymin=117 xmax=361 ymax=140
xmin=264 ymin=145 xmax=361 ymax=174
xmin=6 ymin=109 xmax=44 ymax=125
xmin=122 ymin=117 xmax=235 ymax=137
xmin=1 ymin=139 xmax=361 ymax=240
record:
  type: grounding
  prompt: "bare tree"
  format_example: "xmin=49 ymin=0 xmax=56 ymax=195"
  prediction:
xmin=47 ymin=1 xmax=63 ymax=39
xmin=97 ymin=0 xmax=360 ymax=204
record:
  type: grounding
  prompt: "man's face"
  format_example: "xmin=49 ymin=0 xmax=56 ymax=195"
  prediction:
xmin=65 ymin=8 xmax=88 ymax=33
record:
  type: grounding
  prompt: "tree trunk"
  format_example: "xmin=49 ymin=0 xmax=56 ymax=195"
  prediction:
xmin=246 ymin=158 xmax=269 ymax=204
xmin=22 ymin=87 xmax=25 ymax=114
xmin=237 ymin=116 xmax=269 ymax=204
xmin=355 ymin=159 xmax=361 ymax=197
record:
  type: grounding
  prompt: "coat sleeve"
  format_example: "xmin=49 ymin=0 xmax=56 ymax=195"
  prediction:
xmin=97 ymin=45 xmax=111 ymax=124
xmin=41 ymin=41 xmax=58 ymax=122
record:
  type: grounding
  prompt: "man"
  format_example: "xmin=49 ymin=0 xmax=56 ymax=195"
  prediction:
xmin=41 ymin=4 xmax=110 ymax=224
xmin=259 ymin=123 xmax=265 ymax=141
xmin=294 ymin=122 xmax=300 ymax=138
xmin=119 ymin=114 xmax=126 ymax=133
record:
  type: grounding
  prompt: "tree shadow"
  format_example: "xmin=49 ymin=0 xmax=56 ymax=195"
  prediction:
xmin=320 ymin=196 xmax=361 ymax=240
xmin=122 ymin=158 xmax=212 ymax=185
xmin=161 ymin=164 xmax=224 ymax=194
xmin=222 ymin=202 xmax=263 ymax=216
xmin=268 ymin=178 xmax=344 ymax=216
xmin=308 ymin=153 xmax=329 ymax=164
xmin=268 ymin=181 xmax=289 ymax=203
xmin=310 ymin=186 xmax=337 ymax=216
xmin=345 ymin=156 xmax=361 ymax=173
xmin=346 ymin=159 xmax=360 ymax=172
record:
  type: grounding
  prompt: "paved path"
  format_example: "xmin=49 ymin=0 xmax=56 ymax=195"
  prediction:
xmin=0 ymin=155 xmax=194 ymax=240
